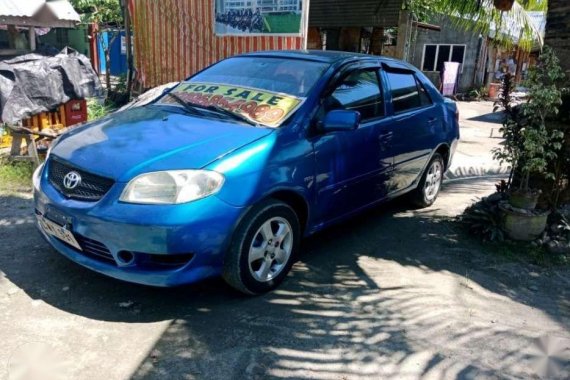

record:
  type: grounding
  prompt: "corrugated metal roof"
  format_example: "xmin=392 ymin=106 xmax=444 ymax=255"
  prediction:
xmin=45 ymin=0 xmax=80 ymax=22
xmin=0 ymin=0 xmax=79 ymax=27
xmin=0 ymin=0 xmax=44 ymax=18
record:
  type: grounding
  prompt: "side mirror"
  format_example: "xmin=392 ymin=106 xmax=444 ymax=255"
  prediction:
xmin=322 ymin=110 xmax=361 ymax=132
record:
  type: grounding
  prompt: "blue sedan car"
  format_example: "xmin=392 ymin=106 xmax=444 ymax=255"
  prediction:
xmin=34 ymin=51 xmax=459 ymax=294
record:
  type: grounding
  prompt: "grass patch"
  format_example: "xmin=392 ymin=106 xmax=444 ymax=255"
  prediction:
xmin=87 ymin=98 xmax=115 ymax=121
xmin=0 ymin=157 xmax=35 ymax=192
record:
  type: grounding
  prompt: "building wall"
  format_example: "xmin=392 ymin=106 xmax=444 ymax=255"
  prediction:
xmin=545 ymin=0 xmax=570 ymax=76
xmin=309 ymin=0 xmax=401 ymax=28
xmin=131 ymin=0 xmax=305 ymax=88
xmin=410 ymin=16 xmax=482 ymax=92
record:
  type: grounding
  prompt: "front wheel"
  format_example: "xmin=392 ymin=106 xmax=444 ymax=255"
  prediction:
xmin=223 ymin=199 xmax=300 ymax=295
xmin=411 ymin=153 xmax=444 ymax=208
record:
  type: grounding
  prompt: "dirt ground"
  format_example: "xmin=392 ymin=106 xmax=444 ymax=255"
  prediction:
xmin=0 ymin=102 xmax=569 ymax=380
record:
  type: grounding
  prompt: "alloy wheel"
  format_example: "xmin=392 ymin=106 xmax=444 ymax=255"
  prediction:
xmin=424 ymin=160 xmax=443 ymax=202
xmin=248 ymin=217 xmax=293 ymax=282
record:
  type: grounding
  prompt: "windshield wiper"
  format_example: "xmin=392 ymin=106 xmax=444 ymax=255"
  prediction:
xmin=199 ymin=104 xmax=261 ymax=127
xmin=163 ymin=92 xmax=262 ymax=127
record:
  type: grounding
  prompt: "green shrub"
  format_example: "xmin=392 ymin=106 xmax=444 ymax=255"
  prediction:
xmin=87 ymin=98 xmax=114 ymax=121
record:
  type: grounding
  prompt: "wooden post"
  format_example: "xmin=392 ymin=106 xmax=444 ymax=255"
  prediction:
xmin=29 ymin=27 xmax=36 ymax=51
xmin=395 ymin=11 xmax=410 ymax=60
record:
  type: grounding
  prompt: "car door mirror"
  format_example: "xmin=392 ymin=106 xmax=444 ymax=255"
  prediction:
xmin=322 ymin=110 xmax=361 ymax=132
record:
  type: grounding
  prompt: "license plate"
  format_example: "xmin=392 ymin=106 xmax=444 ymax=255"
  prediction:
xmin=38 ymin=216 xmax=82 ymax=251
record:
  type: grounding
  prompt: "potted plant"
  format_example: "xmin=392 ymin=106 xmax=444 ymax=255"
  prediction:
xmin=494 ymin=0 xmax=515 ymax=12
xmin=493 ymin=48 xmax=566 ymax=241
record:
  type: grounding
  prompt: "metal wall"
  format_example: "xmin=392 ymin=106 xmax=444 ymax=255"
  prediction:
xmin=309 ymin=0 xmax=402 ymax=28
xmin=131 ymin=0 xmax=305 ymax=88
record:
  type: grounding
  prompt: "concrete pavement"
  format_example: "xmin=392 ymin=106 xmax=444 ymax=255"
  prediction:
xmin=446 ymin=101 xmax=509 ymax=180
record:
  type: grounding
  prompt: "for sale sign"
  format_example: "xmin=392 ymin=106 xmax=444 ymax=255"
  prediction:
xmin=159 ymin=82 xmax=303 ymax=128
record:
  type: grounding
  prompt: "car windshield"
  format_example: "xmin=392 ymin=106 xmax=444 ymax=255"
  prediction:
xmin=156 ymin=57 xmax=330 ymax=128
xmin=190 ymin=57 xmax=329 ymax=97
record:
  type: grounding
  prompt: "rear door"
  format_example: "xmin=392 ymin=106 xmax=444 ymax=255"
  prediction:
xmin=382 ymin=69 xmax=443 ymax=193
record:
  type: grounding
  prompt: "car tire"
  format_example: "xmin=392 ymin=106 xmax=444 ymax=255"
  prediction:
xmin=223 ymin=199 xmax=300 ymax=295
xmin=411 ymin=153 xmax=445 ymax=208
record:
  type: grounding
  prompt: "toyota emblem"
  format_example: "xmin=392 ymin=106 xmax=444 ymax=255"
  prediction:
xmin=63 ymin=171 xmax=82 ymax=190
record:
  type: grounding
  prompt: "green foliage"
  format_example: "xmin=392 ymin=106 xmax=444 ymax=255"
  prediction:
xmin=493 ymin=47 xmax=566 ymax=192
xmin=492 ymin=72 xmax=522 ymax=169
xmin=69 ymin=0 xmax=123 ymax=26
xmin=468 ymin=86 xmax=489 ymax=100
xmin=405 ymin=0 xmax=441 ymax=22
xmin=0 ymin=158 xmax=34 ymax=191
xmin=87 ymin=99 xmax=114 ymax=120
xmin=413 ymin=0 xmax=547 ymax=51
xmin=461 ymin=194 xmax=506 ymax=241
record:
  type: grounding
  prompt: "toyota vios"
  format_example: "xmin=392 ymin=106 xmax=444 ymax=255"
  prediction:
xmin=34 ymin=51 xmax=459 ymax=294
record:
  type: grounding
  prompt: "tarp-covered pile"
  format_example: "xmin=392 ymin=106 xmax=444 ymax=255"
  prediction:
xmin=0 ymin=47 xmax=103 ymax=124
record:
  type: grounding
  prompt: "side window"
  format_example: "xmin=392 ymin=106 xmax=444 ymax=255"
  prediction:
xmin=416 ymin=77 xmax=432 ymax=106
xmin=325 ymin=69 xmax=384 ymax=120
xmin=386 ymin=71 xmax=430 ymax=113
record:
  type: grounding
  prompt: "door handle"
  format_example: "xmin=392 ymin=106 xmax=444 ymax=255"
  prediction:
xmin=427 ymin=117 xmax=438 ymax=124
xmin=378 ymin=131 xmax=393 ymax=141
xmin=378 ymin=131 xmax=393 ymax=151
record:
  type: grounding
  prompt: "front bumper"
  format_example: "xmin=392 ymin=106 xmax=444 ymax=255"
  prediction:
xmin=34 ymin=165 xmax=245 ymax=287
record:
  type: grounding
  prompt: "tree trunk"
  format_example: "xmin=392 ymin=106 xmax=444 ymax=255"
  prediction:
xmin=545 ymin=0 xmax=570 ymax=77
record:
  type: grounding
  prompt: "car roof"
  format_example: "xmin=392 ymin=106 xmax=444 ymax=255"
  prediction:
xmin=237 ymin=49 xmax=413 ymax=69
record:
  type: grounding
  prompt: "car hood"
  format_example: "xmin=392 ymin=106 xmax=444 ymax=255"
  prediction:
xmin=50 ymin=106 xmax=274 ymax=182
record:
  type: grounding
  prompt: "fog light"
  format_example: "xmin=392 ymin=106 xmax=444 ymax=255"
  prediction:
xmin=117 ymin=251 xmax=135 ymax=265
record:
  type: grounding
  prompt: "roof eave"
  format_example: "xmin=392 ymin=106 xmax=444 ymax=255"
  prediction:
xmin=0 ymin=15 xmax=78 ymax=28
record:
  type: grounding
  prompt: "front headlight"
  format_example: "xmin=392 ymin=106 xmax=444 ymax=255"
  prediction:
xmin=120 ymin=170 xmax=225 ymax=204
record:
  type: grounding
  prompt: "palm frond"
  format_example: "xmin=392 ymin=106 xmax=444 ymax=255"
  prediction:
xmin=427 ymin=0 xmax=545 ymax=51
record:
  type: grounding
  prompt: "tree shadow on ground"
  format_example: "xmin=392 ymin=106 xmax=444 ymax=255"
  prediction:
xmin=467 ymin=112 xmax=504 ymax=124
xmin=0 ymin=179 xmax=568 ymax=379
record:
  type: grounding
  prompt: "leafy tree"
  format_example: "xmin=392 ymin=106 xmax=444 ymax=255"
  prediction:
xmin=406 ymin=0 xmax=547 ymax=51
xmin=69 ymin=0 xmax=122 ymax=26
xmin=69 ymin=0 xmax=124 ymax=99
xmin=493 ymin=47 xmax=565 ymax=195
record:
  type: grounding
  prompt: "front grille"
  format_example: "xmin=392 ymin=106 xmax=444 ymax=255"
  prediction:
xmin=75 ymin=235 xmax=116 ymax=264
xmin=48 ymin=158 xmax=114 ymax=201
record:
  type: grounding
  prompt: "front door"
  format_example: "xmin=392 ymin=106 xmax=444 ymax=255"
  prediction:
xmin=312 ymin=68 xmax=395 ymax=225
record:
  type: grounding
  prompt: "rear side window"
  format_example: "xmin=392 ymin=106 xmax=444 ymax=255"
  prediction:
xmin=326 ymin=69 xmax=384 ymax=120
xmin=416 ymin=78 xmax=432 ymax=106
xmin=386 ymin=71 xmax=430 ymax=113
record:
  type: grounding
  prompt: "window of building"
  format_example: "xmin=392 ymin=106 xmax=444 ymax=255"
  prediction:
xmin=421 ymin=44 xmax=466 ymax=72
xmin=325 ymin=69 xmax=384 ymax=120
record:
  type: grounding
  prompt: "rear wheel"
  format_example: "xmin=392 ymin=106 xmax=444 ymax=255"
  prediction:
xmin=411 ymin=153 xmax=444 ymax=208
xmin=223 ymin=199 xmax=300 ymax=295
